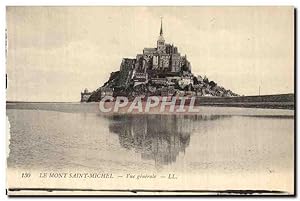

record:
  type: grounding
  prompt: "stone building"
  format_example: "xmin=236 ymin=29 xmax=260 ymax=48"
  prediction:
xmin=80 ymin=88 xmax=92 ymax=102
xmin=119 ymin=18 xmax=192 ymax=85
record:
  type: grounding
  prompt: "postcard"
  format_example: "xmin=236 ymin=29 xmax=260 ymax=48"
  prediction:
xmin=6 ymin=6 xmax=295 ymax=196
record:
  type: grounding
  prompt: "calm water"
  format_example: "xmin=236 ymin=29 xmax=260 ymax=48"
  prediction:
xmin=7 ymin=104 xmax=294 ymax=177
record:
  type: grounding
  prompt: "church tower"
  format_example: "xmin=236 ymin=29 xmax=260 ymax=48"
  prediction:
xmin=157 ymin=18 xmax=166 ymax=53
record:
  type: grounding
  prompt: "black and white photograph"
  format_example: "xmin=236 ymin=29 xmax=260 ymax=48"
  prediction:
xmin=5 ymin=6 xmax=295 ymax=196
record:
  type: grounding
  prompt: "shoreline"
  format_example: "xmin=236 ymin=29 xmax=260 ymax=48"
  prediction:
xmin=6 ymin=93 xmax=294 ymax=110
xmin=6 ymin=102 xmax=294 ymax=117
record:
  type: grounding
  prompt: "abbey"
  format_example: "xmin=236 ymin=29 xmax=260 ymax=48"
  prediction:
xmin=135 ymin=18 xmax=191 ymax=77
xmin=115 ymin=18 xmax=193 ymax=92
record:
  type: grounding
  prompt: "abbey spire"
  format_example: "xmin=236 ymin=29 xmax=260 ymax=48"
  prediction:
xmin=160 ymin=17 xmax=163 ymax=36
xmin=157 ymin=17 xmax=165 ymax=53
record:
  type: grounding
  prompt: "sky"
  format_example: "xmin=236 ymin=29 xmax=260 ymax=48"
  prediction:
xmin=6 ymin=6 xmax=294 ymax=102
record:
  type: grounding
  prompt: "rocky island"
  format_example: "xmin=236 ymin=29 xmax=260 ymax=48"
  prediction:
xmin=84 ymin=19 xmax=238 ymax=102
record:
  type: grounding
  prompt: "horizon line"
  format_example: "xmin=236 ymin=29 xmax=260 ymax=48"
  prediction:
xmin=6 ymin=92 xmax=295 ymax=103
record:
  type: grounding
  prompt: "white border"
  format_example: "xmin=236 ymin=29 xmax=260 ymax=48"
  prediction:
xmin=0 ymin=0 xmax=298 ymax=6
xmin=0 ymin=1 xmax=298 ymax=200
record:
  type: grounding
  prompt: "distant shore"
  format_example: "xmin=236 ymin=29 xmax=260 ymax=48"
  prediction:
xmin=7 ymin=93 xmax=294 ymax=110
xmin=6 ymin=93 xmax=294 ymax=117
xmin=194 ymin=93 xmax=294 ymax=110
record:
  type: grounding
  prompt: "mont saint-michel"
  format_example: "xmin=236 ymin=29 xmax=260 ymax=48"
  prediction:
xmin=83 ymin=19 xmax=238 ymax=102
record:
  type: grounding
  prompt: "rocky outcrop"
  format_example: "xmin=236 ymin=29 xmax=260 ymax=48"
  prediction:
xmin=87 ymin=62 xmax=238 ymax=102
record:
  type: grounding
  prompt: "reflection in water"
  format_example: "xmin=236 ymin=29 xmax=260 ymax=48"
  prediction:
xmin=106 ymin=114 xmax=229 ymax=168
